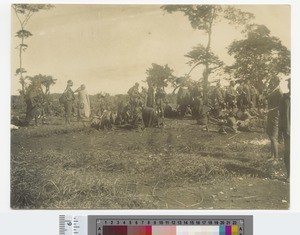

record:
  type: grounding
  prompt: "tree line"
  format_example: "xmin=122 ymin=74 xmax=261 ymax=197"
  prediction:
xmin=12 ymin=4 xmax=290 ymax=115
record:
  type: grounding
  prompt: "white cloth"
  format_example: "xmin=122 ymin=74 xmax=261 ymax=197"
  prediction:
xmin=78 ymin=88 xmax=91 ymax=118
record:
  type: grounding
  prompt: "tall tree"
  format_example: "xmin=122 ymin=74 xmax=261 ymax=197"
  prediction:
xmin=12 ymin=4 xmax=54 ymax=95
xmin=161 ymin=5 xmax=254 ymax=102
xmin=226 ymin=24 xmax=290 ymax=92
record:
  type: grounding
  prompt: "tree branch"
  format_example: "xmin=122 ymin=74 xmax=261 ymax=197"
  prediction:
xmin=187 ymin=61 xmax=202 ymax=76
xmin=172 ymin=85 xmax=181 ymax=94
xmin=23 ymin=11 xmax=35 ymax=27
xmin=12 ymin=6 xmax=23 ymax=28
xmin=210 ymin=64 xmax=223 ymax=71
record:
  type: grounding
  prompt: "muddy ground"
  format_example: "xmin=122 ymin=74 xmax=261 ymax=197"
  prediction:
xmin=11 ymin=117 xmax=289 ymax=209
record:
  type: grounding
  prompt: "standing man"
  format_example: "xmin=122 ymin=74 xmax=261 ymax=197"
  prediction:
xmin=213 ymin=81 xmax=225 ymax=117
xmin=62 ymin=80 xmax=75 ymax=125
xmin=127 ymin=82 xmax=140 ymax=110
xmin=226 ymin=81 xmax=237 ymax=111
xmin=279 ymin=78 xmax=290 ymax=181
xmin=141 ymin=86 xmax=148 ymax=107
xmin=24 ymin=80 xmax=44 ymax=126
xmin=155 ymin=86 xmax=166 ymax=119
xmin=147 ymin=81 xmax=155 ymax=108
xmin=236 ymin=81 xmax=245 ymax=109
xmin=250 ymin=83 xmax=258 ymax=108
xmin=266 ymin=77 xmax=282 ymax=161
xmin=243 ymin=80 xmax=251 ymax=108
xmin=127 ymin=82 xmax=143 ymax=129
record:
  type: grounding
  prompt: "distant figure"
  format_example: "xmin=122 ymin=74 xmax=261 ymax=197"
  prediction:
xmin=243 ymin=80 xmax=251 ymax=108
xmin=213 ymin=82 xmax=225 ymax=108
xmin=236 ymin=107 xmax=253 ymax=132
xmin=279 ymin=78 xmax=290 ymax=181
xmin=127 ymin=82 xmax=140 ymax=117
xmin=226 ymin=81 xmax=237 ymax=111
xmin=141 ymin=86 xmax=148 ymax=106
xmin=213 ymin=82 xmax=225 ymax=117
xmin=236 ymin=81 xmax=246 ymax=109
xmin=218 ymin=111 xmax=238 ymax=135
xmin=250 ymin=83 xmax=258 ymax=108
xmin=155 ymin=86 xmax=166 ymax=119
xmin=75 ymin=84 xmax=91 ymax=119
xmin=24 ymin=80 xmax=44 ymax=126
xmin=266 ymin=77 xmax=282 ymax=161
xmin=62 ymin=80 xmax=75 ymax=125
xmin=127 ymin=82 xmax=140 ymax=105
xmin=146 ymin=81 xmax=155 ymax=108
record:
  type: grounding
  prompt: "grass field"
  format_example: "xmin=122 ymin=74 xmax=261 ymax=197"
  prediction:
xmin=11 ymin=117 xmax=289 ymax=209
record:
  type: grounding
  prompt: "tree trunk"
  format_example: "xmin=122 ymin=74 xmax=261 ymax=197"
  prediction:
xmin=19 ymin=27 xmax=25 ymax=96
xmin=203 ymin=8 xmax=215 ymax=104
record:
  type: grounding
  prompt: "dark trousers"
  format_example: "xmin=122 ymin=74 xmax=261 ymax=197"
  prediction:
xmin=283 ymin=133 xmax=290 ymax=178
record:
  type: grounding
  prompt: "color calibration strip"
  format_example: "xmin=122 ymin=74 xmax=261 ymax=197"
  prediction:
xmin=59 ymin=215 xmax=252 ymax=235
xmin=100 ymin=225 xmax=238 ymax=235
xmin=96 ymin=219 xmax=243 ymax=235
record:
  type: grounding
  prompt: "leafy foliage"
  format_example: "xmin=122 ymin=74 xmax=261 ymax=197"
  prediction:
xmin=185 ymin=44 xmax=224 ymax=74
xmin=12 ymin=4 xmax=55 ymax=94
xmin=15 ymin=30 xmax=33 ymax=39
xmin=226 ymin=24 xmax=290 ymax=91
xmin=161 ymin=5 xmax=220 ymax=32
xmin=162 ymin=5 xmax=254 ymax=101
xmin=13 ymin=4 xmax=54 ymax=13
xmin=223 ymin=6 xmax=254 ymax=26
xmin=146 ymin=63 xmax=176 ymax=89
xmin=15 ymin=68 xmax=27 ymax=75
xmin=26 ymin=74 xmax=57 ymax=95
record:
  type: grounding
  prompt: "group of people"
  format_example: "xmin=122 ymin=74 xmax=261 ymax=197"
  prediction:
xmin=59 ymin=80 xmax=91 ymax=125
xmin=56 ymin=77 xmax=291 ymax=181
xmin=207 ymin=77 xmax=290 ymax=181
xmin=110 ymin=81 xmax=167 ymax=129
xmin=208 ymin=79 xmax=265 ymax=116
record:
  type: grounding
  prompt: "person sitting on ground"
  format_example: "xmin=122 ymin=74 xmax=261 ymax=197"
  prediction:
xmin=248 ymin=102 xmax=260 ymax=117
xmin=185 ymin=105 xmax=192 ymax=117
xmin=240 ymin=106 xmax=253 ymax=121
xmin=236 ymin=106 xmax=256 ymax=132
xmin=197 ymin=104 xmax=211 ymax=131
xmin=218 ymin=111 xmax=238 ymax=135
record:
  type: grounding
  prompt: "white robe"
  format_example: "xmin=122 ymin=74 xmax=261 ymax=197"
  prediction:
xmin=78 ymin=88 xmax=91 ymax=118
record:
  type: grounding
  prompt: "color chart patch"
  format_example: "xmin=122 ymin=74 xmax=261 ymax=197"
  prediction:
xmin=97 ymin=219 xmax=244 ymax=235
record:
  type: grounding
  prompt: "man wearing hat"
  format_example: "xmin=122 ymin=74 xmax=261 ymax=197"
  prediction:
xmin=62 ymin=80 xmax=75 ymax=125
xmin=266 ymin=76 xmax=282 ymax=161
xmin=279 ymin=78 xmax=290 ymax=181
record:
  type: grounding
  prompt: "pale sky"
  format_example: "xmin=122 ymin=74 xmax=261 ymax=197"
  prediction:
xmin=11 ymin=4 xmax=290 ymax=95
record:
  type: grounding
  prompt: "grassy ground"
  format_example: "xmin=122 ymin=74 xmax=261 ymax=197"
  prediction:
xmin=11 ymin=117 xmax=289 ymax=209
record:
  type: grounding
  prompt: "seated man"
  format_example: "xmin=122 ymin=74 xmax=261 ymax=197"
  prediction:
xmin=218 ymin=112 xmax=238 ymax=135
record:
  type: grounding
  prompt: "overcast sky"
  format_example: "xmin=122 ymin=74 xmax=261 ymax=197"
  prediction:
xmin=11 ymin=4 xmax=290 ymax=95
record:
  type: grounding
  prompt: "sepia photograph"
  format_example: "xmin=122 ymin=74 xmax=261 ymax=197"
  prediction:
xmin=10 ymin=4 xmax=290 ymax=209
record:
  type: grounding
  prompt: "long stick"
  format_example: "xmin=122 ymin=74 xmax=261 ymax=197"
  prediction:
xmin=228 ymin=132 xmax=241 ymax=140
